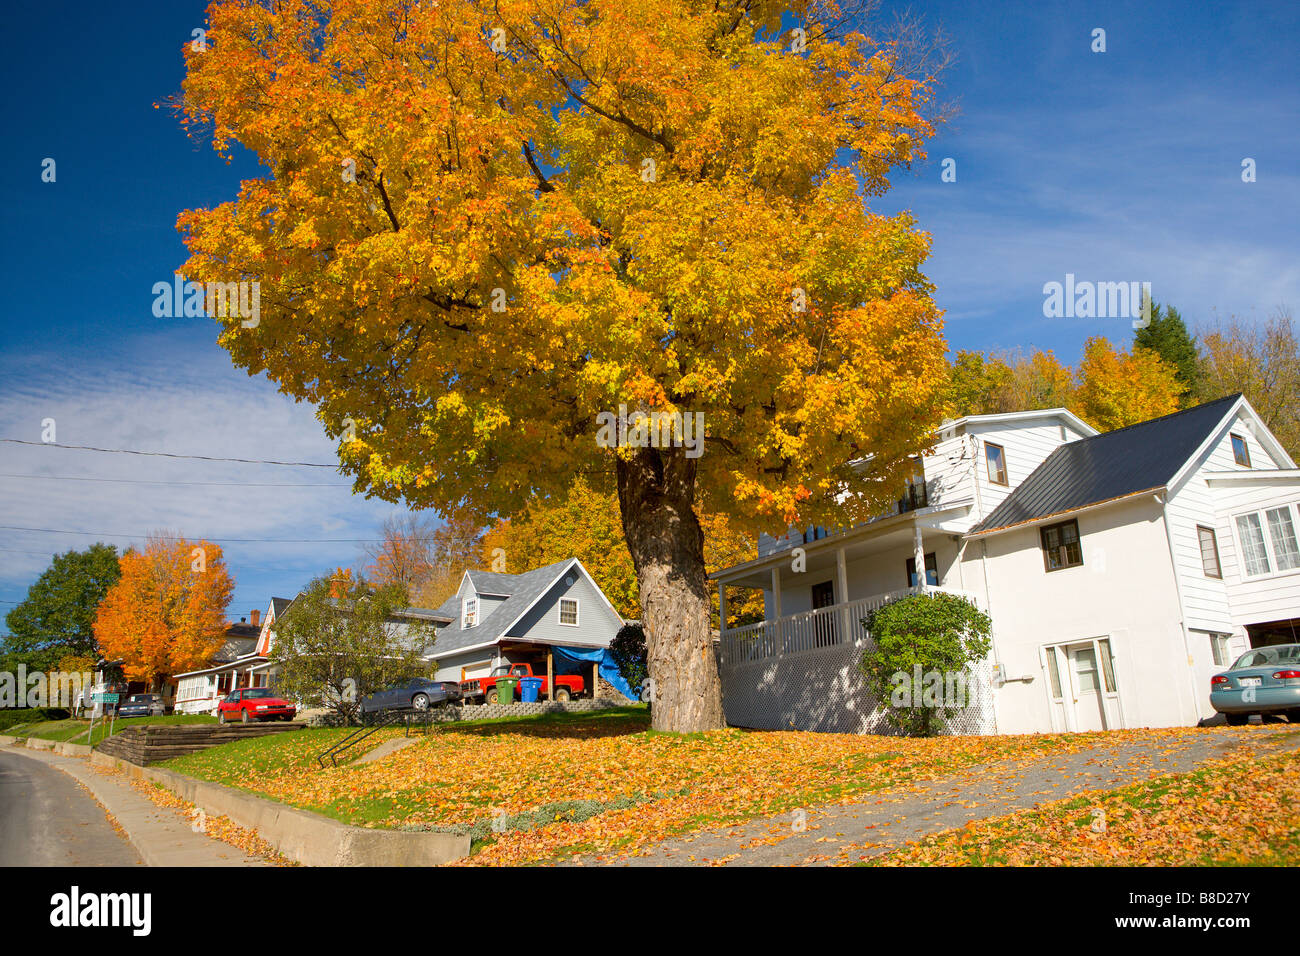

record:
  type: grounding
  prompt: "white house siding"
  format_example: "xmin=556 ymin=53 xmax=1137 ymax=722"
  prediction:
xmin=1165 ymin=436 xmax=1242 ymax=636
xmin=1211 ymin=481 xmax=1300 ymax=629
xmin=967 ymin=421 xmax=1077 ymax=523
xmin=974 ymin=496 xmax=1200 ymax=734
xmin=432 ymin=648 xmax=497 ymax=682
xmin=920 ymin=432 xmax=977 ymax=517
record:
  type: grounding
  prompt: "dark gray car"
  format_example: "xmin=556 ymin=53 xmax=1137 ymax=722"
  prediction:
xmin=360 ymin=678 xmax=462 ymax=714
xmin=117 ymin=693 xmax=167 ymax=718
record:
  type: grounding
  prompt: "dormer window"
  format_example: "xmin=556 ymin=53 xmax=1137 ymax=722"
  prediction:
xmin=462 ymin=597 xmax=478 ymax=628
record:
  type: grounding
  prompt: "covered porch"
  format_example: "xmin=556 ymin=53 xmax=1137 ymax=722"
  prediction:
xmin=713 ymin=510 xmax=986 ymax=665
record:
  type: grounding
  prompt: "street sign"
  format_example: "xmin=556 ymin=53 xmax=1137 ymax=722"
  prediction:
xmin=93 ymin=693 xmax=120 ymax=704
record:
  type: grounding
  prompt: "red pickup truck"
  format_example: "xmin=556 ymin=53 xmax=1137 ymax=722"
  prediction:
xmin=461 ymin=663 xmax=585 ymax=702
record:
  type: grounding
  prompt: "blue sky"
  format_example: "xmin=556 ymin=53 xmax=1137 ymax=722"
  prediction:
xmin=0 ymin=0 xmax=1296 ymax=618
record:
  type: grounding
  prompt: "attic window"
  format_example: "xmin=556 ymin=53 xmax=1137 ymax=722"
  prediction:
xmin=1230 ymin=433 xmax=1251 ymax=468
xmin=985 ymin=442 xmax=1008 ymax=486
xmin=558 ymin=598 xmax=579 ymax=626
xmin=462 ymin=597 xmax=478 ymax=628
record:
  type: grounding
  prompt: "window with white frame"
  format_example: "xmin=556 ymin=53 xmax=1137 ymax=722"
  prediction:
xmin=1210 ymin=633 xmax=1232 ymax=667
xmin=1235 ymin=503 xmax=1300 ymax=577
xmin=1043 ymin=648 xmax=1063 ymax=700
xmin=1197 ymin=525 xmax=1222 ymax=578
xmin=462 ymin=596 xmax=479 ymax=628
xmin=558 ymin=598 xmax=579 ymax=626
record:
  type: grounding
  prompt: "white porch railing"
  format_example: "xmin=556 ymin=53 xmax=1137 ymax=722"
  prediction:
xmin=718 ymin=586 xmax=984 ymax=665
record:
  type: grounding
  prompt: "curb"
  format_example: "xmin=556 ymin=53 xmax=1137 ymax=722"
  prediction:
xmin=0 ymin=736 xmax=95 ymax=757
xmin=91 ymin=751 xmax=469 ymax=866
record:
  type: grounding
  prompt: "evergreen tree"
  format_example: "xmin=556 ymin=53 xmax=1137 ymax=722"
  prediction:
xmin=1135 ymin=301 xmax=1201 ymax=400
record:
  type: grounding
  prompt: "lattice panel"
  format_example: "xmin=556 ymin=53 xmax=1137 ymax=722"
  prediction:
xmin=717 ymin=642 xmax=996 ymax=736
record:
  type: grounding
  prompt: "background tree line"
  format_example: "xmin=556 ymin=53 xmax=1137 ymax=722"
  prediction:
xmin=948 ymin=305 xmax=1298 ymax=457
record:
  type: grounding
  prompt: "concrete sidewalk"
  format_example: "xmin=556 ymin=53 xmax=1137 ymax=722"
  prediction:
xmin=2 ymin=745 xmax=269 ymax=867
xmin=594 ymin=725 xmax=1300 ymax=866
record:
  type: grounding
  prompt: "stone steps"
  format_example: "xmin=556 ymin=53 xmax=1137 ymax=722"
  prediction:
xmin=95 ymin=721 xmax=306 ymax=766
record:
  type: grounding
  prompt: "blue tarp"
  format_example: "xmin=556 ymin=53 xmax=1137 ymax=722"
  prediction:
xmin=553 ymin=645 xmax=638 ymax=702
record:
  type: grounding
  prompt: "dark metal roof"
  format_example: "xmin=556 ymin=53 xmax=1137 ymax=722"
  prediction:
xmin=972 ymin=394 xmax=1242 ymax=534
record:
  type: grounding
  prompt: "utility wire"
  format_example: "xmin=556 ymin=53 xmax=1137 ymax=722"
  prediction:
xmin=0 ymin=439 xmax=338 ymax=468
xmin=0 ymin=525 xmax=375 ymax=544
xmin=0 ymin=473 xmax=350 ymax=488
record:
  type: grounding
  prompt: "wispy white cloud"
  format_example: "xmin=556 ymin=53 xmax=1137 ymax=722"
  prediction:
xmin=0 ymin=333 xmax=413 ymax=617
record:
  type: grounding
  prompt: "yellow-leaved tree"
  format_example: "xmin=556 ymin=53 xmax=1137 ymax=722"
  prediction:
xmin=175 ymin=0 xmax=949 ymax=730
xmin=479 ymin=477 xmax=765 ymax=628
xmin=1074 ymin=337 xmax=1185 ymax=431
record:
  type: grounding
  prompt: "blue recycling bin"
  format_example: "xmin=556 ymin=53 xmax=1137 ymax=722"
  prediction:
xmin=519 ymin=677 xmax=542 ymax=703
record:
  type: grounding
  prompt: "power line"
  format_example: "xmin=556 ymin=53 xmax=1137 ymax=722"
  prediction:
xmin=0 ymin=525 xmax=375 ymax=544
xmin=0 ymin=473 xmax=350 ymax=488
xmin=0 ymin=439 xmax=338 ymax=468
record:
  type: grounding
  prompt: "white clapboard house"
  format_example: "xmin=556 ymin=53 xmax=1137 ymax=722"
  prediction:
xmin=711 ymin=394 xmax=1300 ymax=735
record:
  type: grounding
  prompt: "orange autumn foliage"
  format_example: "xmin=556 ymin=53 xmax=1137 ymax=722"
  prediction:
xmin=93 ymin=534 xmax=234 ymax=688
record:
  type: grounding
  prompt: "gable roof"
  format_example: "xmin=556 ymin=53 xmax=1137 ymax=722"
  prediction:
xmin=938 ymin=407 xmax=1098 ymax=438
xmin=424 ymin=558 xmax=583 ymax=655
xmin=970 ymin=394 xmax=1244 ymax=535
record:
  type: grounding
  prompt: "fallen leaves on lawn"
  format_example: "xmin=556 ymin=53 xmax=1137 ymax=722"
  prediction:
xmin=159 ymin=712 xmax=1293 ymax=865
xmin=866 ymin=746 xmax=1300 ymax=866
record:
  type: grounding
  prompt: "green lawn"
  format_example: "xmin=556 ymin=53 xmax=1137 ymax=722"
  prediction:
xmin=162 ymin=705 xmax=652 ymax=786
xmin=4 ymin=713 xmax=218 ymax=746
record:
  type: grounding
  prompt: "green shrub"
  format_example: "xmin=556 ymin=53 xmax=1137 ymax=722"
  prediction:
xmin=860 ymin=592 xmax=992 ymax=737
xmin=609 ymin=623 xmax=648 ymax=701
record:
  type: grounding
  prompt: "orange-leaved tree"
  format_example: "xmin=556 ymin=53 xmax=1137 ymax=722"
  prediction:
xmin=93 ymin=533 xmax=234 ymax=690
xmin=175 ymin=0 xmax=949 ymax=730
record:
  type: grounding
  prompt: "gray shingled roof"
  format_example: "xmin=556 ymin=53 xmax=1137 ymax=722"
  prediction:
xmin=423 ymin=558 xmax=577 ymax=655
xmin=972 ymin=394 xmax=1241 ymax=534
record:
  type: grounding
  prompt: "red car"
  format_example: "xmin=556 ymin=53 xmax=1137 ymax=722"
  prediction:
xmin=217 ymin=687 xmax=297 ymax=723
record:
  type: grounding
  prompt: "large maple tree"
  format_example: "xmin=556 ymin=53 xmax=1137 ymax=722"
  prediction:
xmin=176 ymin=0 xmax=949 ymax=731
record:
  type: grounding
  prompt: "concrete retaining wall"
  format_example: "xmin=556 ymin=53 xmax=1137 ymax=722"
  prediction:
xmin=92 ymin=752 xmax=469 ymax=866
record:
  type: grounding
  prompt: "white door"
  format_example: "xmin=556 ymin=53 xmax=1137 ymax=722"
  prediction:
xmin=1067 ymin=644 xmax=1106 ymax=732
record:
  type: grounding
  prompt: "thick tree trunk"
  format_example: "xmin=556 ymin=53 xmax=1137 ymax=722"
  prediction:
xmin=616 ymin=447 xmax=725 ymax=733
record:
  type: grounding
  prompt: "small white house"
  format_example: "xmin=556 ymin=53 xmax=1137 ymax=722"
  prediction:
xmin=173 ymin=597 xmax=293 ymax=715
xmin=711 ymin=394 xmax=1300 ymax=735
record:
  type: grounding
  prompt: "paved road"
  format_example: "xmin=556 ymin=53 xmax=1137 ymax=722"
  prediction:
xmin=0 ymin=750 xmax=141 ymax=866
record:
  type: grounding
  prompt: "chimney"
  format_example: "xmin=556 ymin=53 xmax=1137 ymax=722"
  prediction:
xmin=251 ymin=608 xmax=261 ymax=627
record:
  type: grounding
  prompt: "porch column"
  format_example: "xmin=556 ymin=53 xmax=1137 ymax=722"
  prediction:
xmin=836 ymin=546 xmax=851 ymax=643
xmin=718 ymin=581 xmax=728 ymax=633
xmin=771 ymin=566 xmax=783 ymax=653
xmin=546 ymin=648 xmax=554 ymax=702
xmin=913 ymin=523 xmax=928 ymax=592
